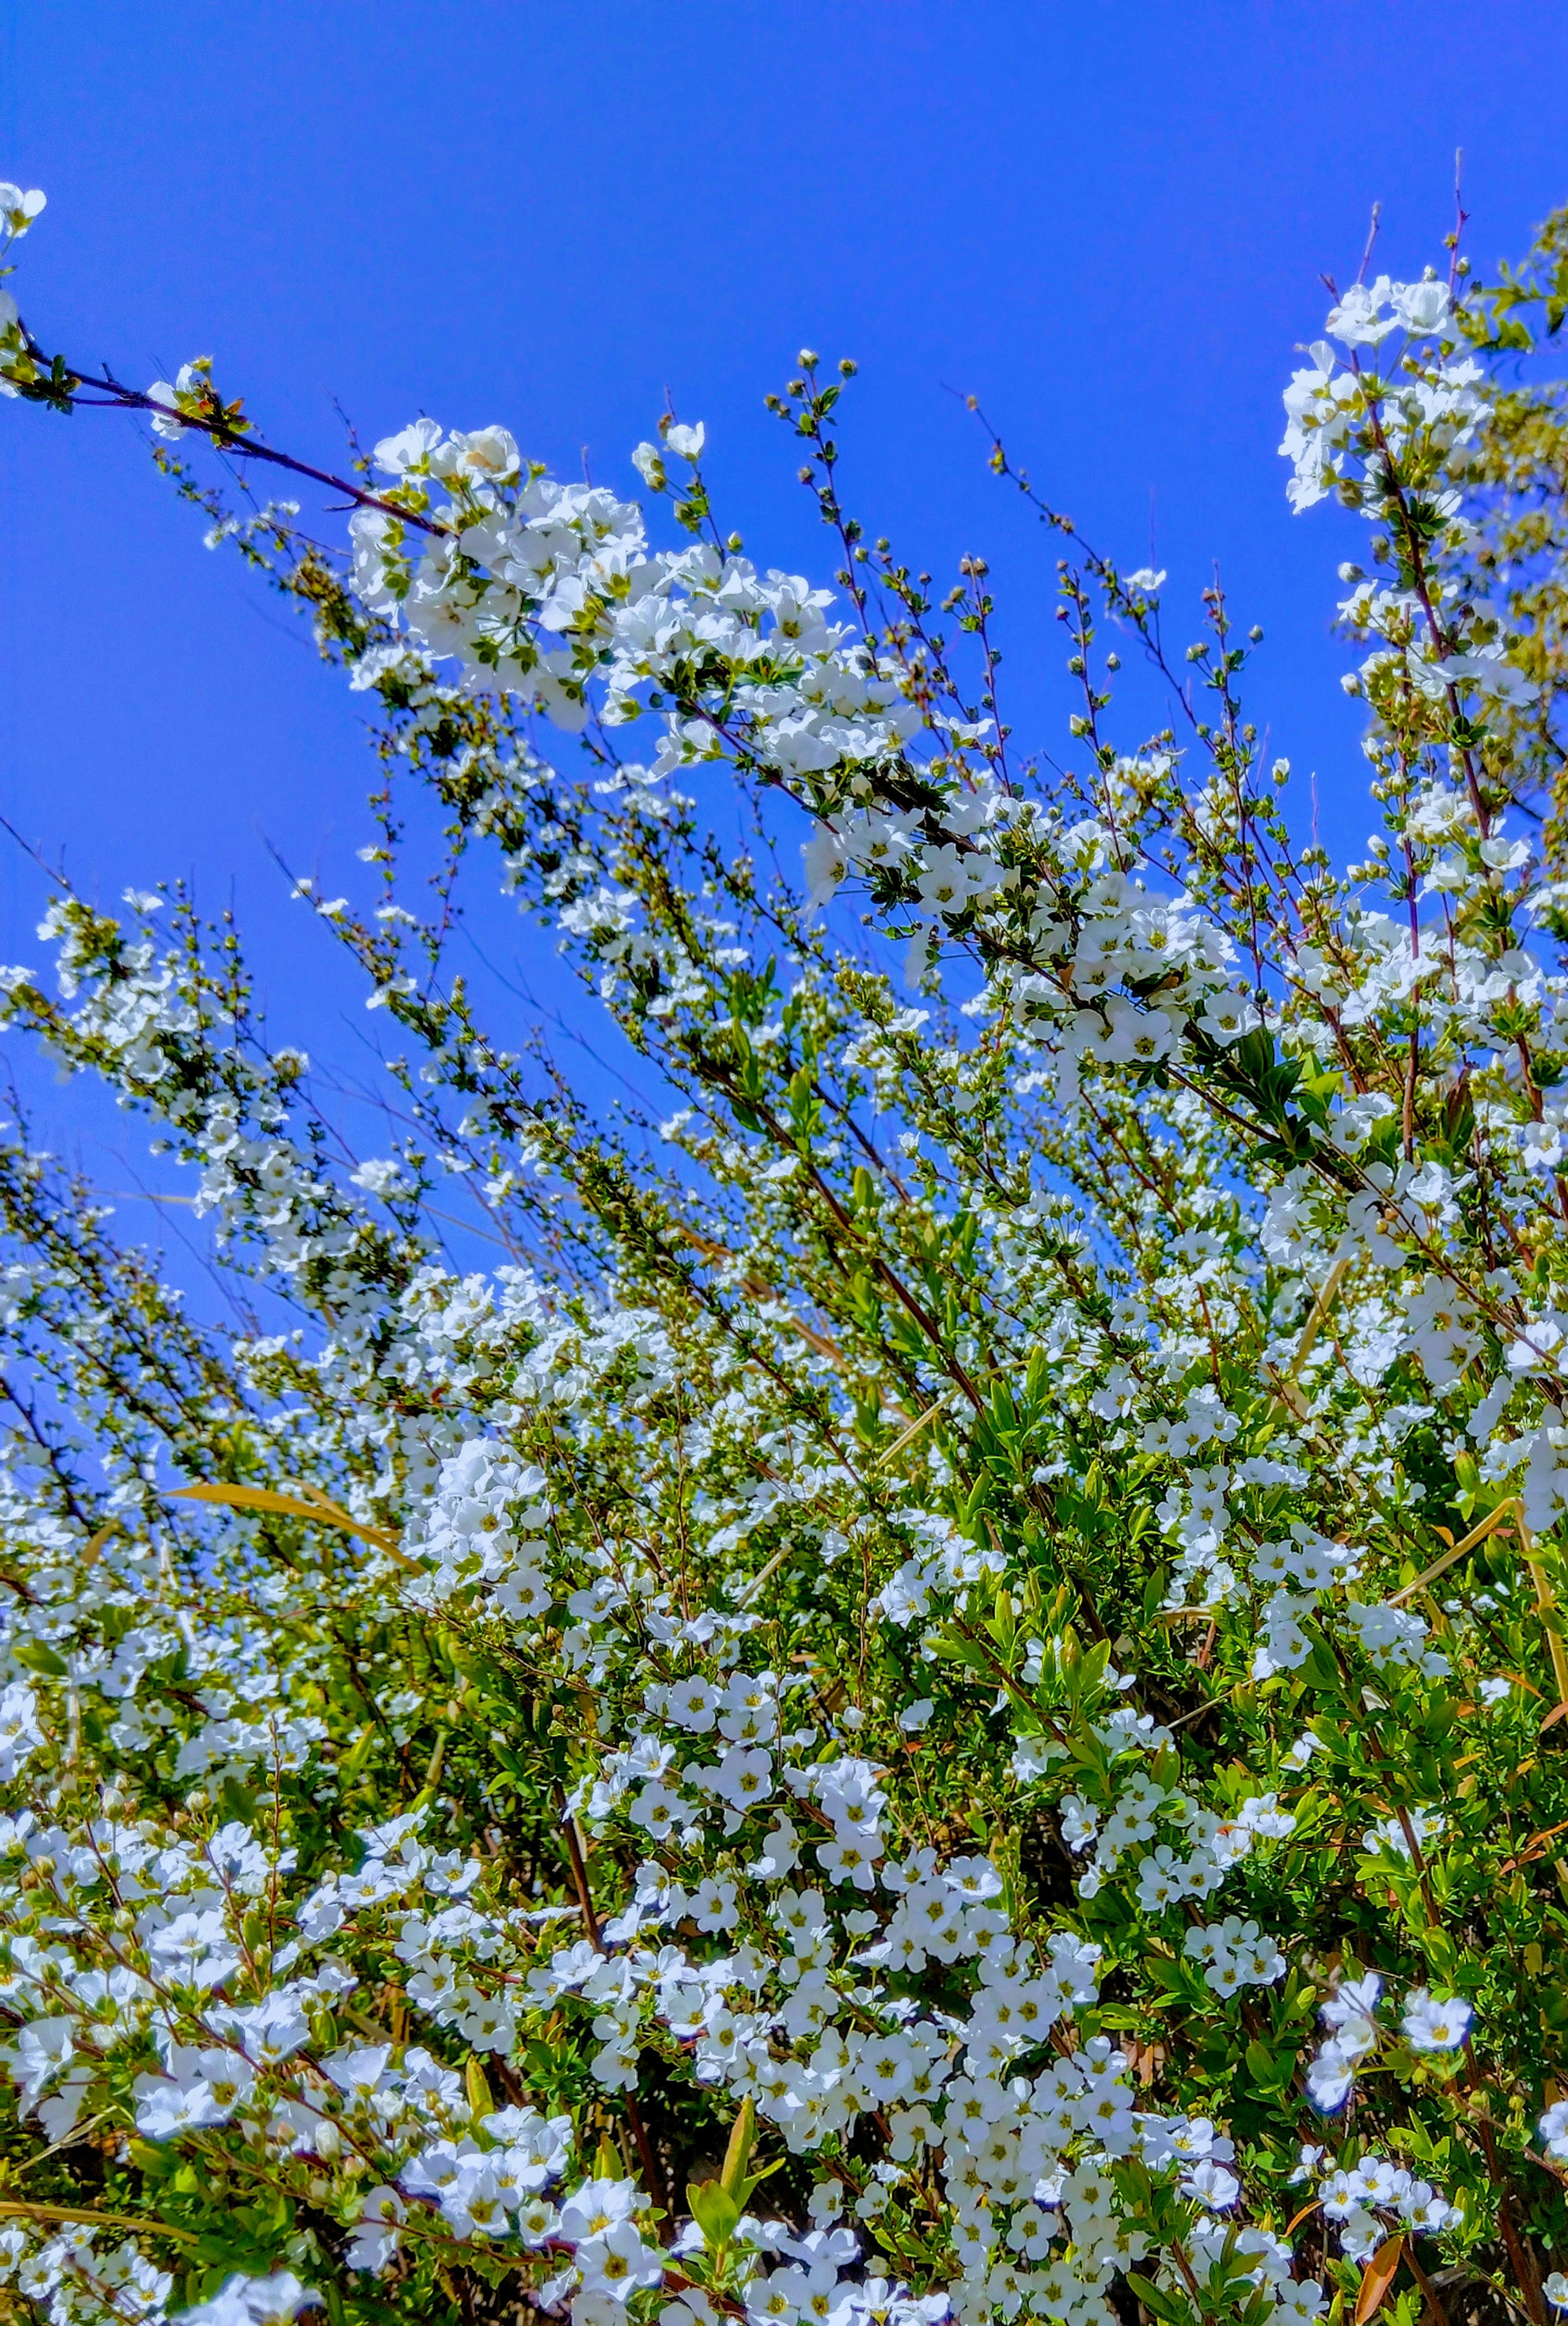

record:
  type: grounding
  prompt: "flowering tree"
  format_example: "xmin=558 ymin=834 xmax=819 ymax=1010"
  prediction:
xmin=0 ymin=176 xmax=1567 ymax=2326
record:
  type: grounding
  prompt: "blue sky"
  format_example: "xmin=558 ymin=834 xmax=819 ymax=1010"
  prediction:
xmin=2 ymin=2 xmax=1567 ymax=1207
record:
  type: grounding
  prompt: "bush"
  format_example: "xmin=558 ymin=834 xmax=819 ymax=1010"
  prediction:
xmin=2 ymin=180 xmax=1568 ymax=2326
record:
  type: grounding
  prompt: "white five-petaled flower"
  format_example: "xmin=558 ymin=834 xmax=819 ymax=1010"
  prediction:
xmin=1401 ymin=1989 xmax=1473 ymax=2053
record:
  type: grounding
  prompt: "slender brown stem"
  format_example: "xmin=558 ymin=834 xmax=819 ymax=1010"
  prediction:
xmin=40 ymin=347 xmax=444 ymax=536
xmin=553 ymin=1782 xmax=667 ymax=2212
xmin=1401 ymin=2238 xmax=1452 ymax=2326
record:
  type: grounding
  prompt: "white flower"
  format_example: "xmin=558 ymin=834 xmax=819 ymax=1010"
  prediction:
xmin=0 ymin=1682 xmax=44 ymax=1780
xmin=1182 ymin=2159 xmax=1240 ymax=2210
xmin=0 ymin=2016 xmax=74 ymax=2100
xmin=134 ymin=2046 xmax=254 ymax=2138
xmin=577 ymin=2219 xmax=665 ymax=2295
xmin=0 ymin=184 xmax=46 ymax=243
xmin=1195 ymin=989 xmax=1260 ymax=1045
xmin=1392 ymin=278 xmax=1452 ymax=337
xmin=665 ymin=422 xmax=706 ymax=462
xmin=1401 ymin=1990 xmax=1472 ymax=2052
xmin=344 ymin=2186 xmax=405 ymax=2274
xmin=710 ymin=1746 xmax=773 ymax=1810
xmin=557 ymin=2178 xmax=643 ymax=2241
xmin=816 ymin=1831 xmax=880 ymax=1890
xmin=1326 ymin=276 xmax=1397 ymax=348
xmin=145 ymin=360 xmax=207 ymax=441
xmin=1274 ymin=2284 xmax=1327 ymax=2324
xmin=802 ymin=824 xmax=848 ymax=909
xmin=1322 ymin=1972 xmax=1383 ymax=2027
xmin=374 ymin=417 xmax=443 ymax=476
xmin=178 ymin=2271 xmax=320 ymax=2326
xmin=1399 ymin=2180 xmax=1457 ymax=2235
xmin=435 ymin=425 xmax=520 ymax=483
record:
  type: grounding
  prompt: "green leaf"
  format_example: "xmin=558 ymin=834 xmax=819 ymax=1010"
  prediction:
xmin=1244 ymin=2036 xmax=1294 ymax=2095
xmin=687 ymin=2178 xmax=742 ymax=2248
xmin=720 ymin=2097 xmax=757 ymax=2197
xmin=1125 ymin=2273 xmax=1188 ymax=2324
xmin=13 ymin=1640 xmax=68 ymax=1678
xmin=339 ymin=1721 xmax=378 ymax=1783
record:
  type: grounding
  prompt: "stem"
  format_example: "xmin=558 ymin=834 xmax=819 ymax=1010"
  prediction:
xmin=1519 ymin=1512 xmax=1568 ymax=1713
xmin=0 ymin=2200 xmax=197 ymax=2246
xmin=43 ymin=352 xmax=444 ymax=536
xmin=552 ymin=1782 xmax=667 ymax=2213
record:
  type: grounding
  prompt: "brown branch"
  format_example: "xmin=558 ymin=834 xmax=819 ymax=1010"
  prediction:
xmin=40 ymin=350 xmax=445 ymax=536
xmin=552 ymin=1782 xmax=666 ymax=2213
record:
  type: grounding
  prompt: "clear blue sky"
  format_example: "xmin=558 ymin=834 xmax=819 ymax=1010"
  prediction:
xmin=2 ymin=3 xmax=1566 ymax=1202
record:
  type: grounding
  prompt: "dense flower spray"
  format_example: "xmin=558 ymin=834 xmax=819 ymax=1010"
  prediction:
xmin=2 ymin=178 xmax=1568 ymax=2324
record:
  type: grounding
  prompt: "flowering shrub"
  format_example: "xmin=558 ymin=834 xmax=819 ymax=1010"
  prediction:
xmin=3 ymin=176 xmax=1568 ymax=2326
